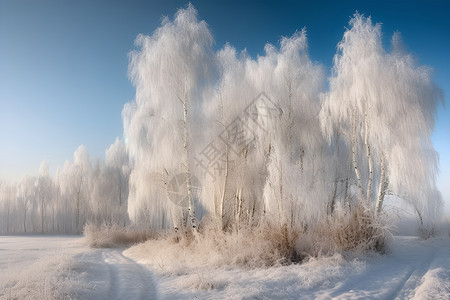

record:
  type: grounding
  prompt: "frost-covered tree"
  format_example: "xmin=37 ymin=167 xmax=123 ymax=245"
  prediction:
xmin=200 ymin=30 xmax=327 ymax=231
xmin=0 ymin=143 xmax=129 ymax=234
xmin=73 ymin=146 xmax=90 ymax=232
xmin=60 ymin=145 xmax=90 ymax=233
xmin=18 ymin=175 xmax=36 ymax=233
xmin=123 ymin=4 xmax=214 ymax=231
xmin=320 ymin=14 xmax=443 ymax=222
xmin=37 ymin=160 xmax=52 ymax=233
xmin=202 ymin=45 xmax=250 ymax=229
xmin=0 ymin=181 xmax=14 ymax=233
xmin=248 ymin=31 xmax=326 ymax=227
xmin=89 ymin=159 xmax=105 ymax=223
xmin=105 ymin=138 xmax=130 ymax=224
xmin=52 ymin=166 xmax=62 ymax=232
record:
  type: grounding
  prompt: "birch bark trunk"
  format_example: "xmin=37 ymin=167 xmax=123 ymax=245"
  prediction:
xmin=352 ymin=107 xmax=363 ymax=195
xmin=182 ymin=98 xmax=197 ymax=231
xmin=364 ymin=110 xmax=373 ymax=201
xmin=376 ymin=152 xmax=388 ymax=214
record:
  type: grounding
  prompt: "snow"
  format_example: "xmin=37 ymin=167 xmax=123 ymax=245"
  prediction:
xmin=1 ymin=235 xmax=449 ymax=299
xmin=0 ymin=236 xmax=157 ymax=299
xmin=125 ymin=236 xmax=450 ymax=300
xmin=0 ymin=235 xmax=84 ymax=299
xmin=72 ymin=248 xmax=157 ymax=300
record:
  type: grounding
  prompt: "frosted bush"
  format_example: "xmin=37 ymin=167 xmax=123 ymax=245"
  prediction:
xmin=83 ymin=222 xmax=155 ymax=248
xmin=124 ymin=203 xmax=390 ymax=273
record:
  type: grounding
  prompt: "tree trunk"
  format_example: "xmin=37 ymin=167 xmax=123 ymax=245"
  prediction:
xmin=352 ymin=107 xmax=362 ymax=195
xmin=24 ymin=207 xmax=27 ymax=233
xmin=376 ymin=152 xmax=388 ymax=214
xmin=345 ymin=177 xmax=349 ymax=198
xmin=119 ymin=175 xmax=122 ymax=207
xmin=171 ymin=206 xmax=182 ymax=234
xmin=329 ymin=178 xmax=338 ymax=214
xmin=279 ymin=163 xmax=284 ymax=221
xmin=164 ymin=169 xmax=182 ymax=233
xmin=364 ymin=112 xmax=373 ymax=201
xmin=286 ymin=79 xmax=294 ymax=162
xmin=290 ymin=196 xmax=295 ymax=228
xmin=235 ymin=188 xmax=243 ymax=227
xmin=53 ymin=188 xmax=59 ymax=232
xmin=76 ymin=191 xmax=80 ymax=233
xmin=330 ymin=134 xmax=340 ymax=214
xmin=6 ymin=197 xmax=10 ymax=233
xmin=41 ymin=196 xmax=45 ymax=233
xmin=299 ymin=147 xmax=305 ymax=173
xmin=219 ymin=98 xmax=229 ymax=230
xmin=219 ymin=150 xmax=228 ymax=230
xmin=75 ymin=170 xmax=83 ymax=234
xmin=52 ymin=202 xmax=55 ymax=232
xmin=183 ymin=99 xmax=196 ymax=231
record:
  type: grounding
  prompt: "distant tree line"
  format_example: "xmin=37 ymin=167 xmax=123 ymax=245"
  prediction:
xmin=0 ymin=140 xmax=130 ymax=234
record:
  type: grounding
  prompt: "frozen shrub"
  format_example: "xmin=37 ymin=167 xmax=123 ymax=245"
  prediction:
xmin=315 ymin=201 xmax=391 ymax=254
xmin=125 ymin=206 xmax=391 ymax=273
xmin=125 ymin=219 xmax=304 ymax=274
xmin=83 ymin=222 xmax=155 ymax=248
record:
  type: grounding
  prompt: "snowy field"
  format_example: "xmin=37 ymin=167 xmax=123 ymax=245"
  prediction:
xmin=1 ymin=235 xmax=449 ymax=299
xmin=0 ymin=236 xmax=84 ymax=299
xmin=0 ymin=235 xmax=157 ymax=300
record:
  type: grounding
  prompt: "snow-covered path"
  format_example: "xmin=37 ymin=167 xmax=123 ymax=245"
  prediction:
xmin=313 ymin=237 xmax=450 ymax=299
xmin=74 ymin=248 xmax=158 ymax=300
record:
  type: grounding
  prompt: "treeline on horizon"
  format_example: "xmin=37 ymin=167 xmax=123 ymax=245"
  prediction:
xmin=0 ymin=141 xmax=129 ymax=234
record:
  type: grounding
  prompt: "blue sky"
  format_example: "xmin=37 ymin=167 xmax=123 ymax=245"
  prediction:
xmin=0 ymin=0 xmax=449 ymax=210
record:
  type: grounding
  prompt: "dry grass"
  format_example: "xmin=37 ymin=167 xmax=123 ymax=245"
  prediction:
xmin=108 ymin=203 xmax=391 ymax=272
xmin=124 ymin=220 xmax=303 ymax=274
xmin=195 ymin=220 xmax=304 ymax=267
xmin=315 ymin=202 xmax=391 ymax=254
xmin=83 ymin=222 xmax=155 ymax=248
xmin=418 ymin=224 xmax=437 ymax=239
xmin=124 ymin=204 xmax=391 ymax=274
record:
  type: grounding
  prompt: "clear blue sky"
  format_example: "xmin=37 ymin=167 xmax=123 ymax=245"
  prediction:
xmin=1 ymin=0 xmax=449 ymax=210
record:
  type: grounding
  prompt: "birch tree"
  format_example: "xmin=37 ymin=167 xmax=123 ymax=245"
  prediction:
xmin=124 ymin=4 xmax=214 ymax=231
xmin=105 ymin=138 xmax=130 ymax=224
xmin=19 ymin=175 xmax=36 ymax=233
xmin=60 ymin=145 xmax=90 ymax=233
xmin=37 ymin=160 xmax=52 ymax=233
xmin=320 ymin=14 xmax=443 ymax=220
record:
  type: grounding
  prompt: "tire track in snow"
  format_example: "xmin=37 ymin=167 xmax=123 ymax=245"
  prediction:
xmin=392 ymin=246 xmax=438 ymax=300
xmin=392 ymin=238 xmax=450 ymax=300
xmin=323 ymin=237 xmax=448 ymax=300
xmin=74 ymin=248 xmax=158 ymax=300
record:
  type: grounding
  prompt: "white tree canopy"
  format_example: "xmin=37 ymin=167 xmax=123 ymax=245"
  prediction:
xmin=320 ymin=13 xmax=443 ymax=219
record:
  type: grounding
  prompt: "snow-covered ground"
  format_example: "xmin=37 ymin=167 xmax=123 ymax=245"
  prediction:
xmin=0 ymin=235 xmax=157 ymax=300
xmin=1 ymin=235 xmax=449 ymax=299
xmin=0 ymin=235 xmax=84 ymax=299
